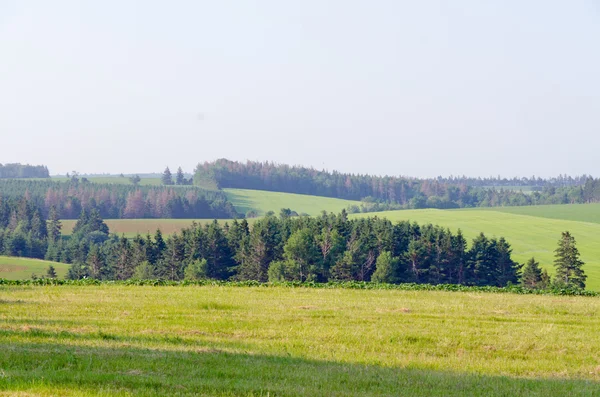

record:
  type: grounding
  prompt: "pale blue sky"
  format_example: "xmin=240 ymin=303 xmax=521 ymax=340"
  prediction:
xmin=1 ymin=1 xmax=599 ymax=177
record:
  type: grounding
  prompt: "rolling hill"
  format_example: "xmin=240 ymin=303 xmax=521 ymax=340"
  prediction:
xmin=223 ymin=188 xmax=359 ymax=216
xmin=0 ymin=256 xmax=69 ymax=280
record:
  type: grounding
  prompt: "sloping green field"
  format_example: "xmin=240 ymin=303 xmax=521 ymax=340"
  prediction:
xmin=1 ymin=285 xmax=599 ymax=396
xmin=0 ymin=256 xmax=69 ymax=280
xmin=470 ymin=203 xmax=600 ymax=224
xmin=352 ymin=209 xmax=600 ymax=290
xmin=223 ymin=188 xmax=359 ymax=216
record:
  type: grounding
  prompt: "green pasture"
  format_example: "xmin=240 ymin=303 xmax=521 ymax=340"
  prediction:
xmin=1 ymin=285 xmax=599 ymax=396
xmin=0 ymin=256 xmax=69 ymax=280
xmin=469 ymin=203 xmax=600 ymax=224
xmin=223 ymin=188 xmax=359 ymax=216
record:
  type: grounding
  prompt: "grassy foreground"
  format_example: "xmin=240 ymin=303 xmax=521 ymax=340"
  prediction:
xmin=0 ymin=256 xmax=68 ymax=280
xmin=1 ymin=285 xmax=599 ymax=396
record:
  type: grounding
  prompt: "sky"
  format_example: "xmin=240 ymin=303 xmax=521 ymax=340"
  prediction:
xmin=1 ymin=1 xmax=599 ymax=178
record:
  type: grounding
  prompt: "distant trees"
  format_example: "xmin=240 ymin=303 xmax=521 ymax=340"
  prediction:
xmin=129 ymin=175 xmax=141 ymax=186
xmin=176 ymin=167 xmax=185 ymax=185
xmin=0 ymin=163 xmax=49 ymax=179
xmin=553 ymin=232 xmax=586 ymax=289
xmin=0 ymin=179 xmax=238 ymax=219
xmin=193 ymin=159 xmax=600 ymax=209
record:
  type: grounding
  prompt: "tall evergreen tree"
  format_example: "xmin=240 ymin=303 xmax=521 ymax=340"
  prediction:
xmin=161 ymin=167 xmax=173 ymax=185
xmin=176 ymin=167 xmax=185 ymax=185
xmin=553 ymin=231 xmax=586 ymax=289
xmin=48 ymin=206 xmax=62 ymax=243
xmin=521 ymin=257 xmax=543 ymax=289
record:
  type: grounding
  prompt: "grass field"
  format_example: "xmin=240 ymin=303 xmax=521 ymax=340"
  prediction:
xmin=0 ymin=256 xmax=69 ymax=280
xmin=1 ymin=285 xmax=599 ymax=396
xmin=223 ymin=188 xmax=359 ymax=216
xmin=352 ymin=209 xmax=600 ymax=291
xmin=471 ymin=203 xmax=600 ymax=224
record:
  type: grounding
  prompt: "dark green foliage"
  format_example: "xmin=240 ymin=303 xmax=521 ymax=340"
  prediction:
xmin=45 ymin=265 xmax=57 ymax=279
xmin=129 ymin=175 xmax=141 ymax=186
xmin=161 ymin=167 xmax=173 ymax=185
xmin=521 ymin=258 xmax=544 ymax=289
xmin=175 ymin=167 xmax=186 ymax=185
xmin=553 ymin=232 xmax=586 ymax=289
xmin=371 ymin=251 xmax=400 ymax=283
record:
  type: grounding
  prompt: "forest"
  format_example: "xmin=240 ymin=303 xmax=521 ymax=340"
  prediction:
xmin=193 ymin=159 xmax=600 ymax=208
xmin=0 ymin=163 xmax=49 ymax=178
xmin=0 ymin=179 xmax=238 ymax=219
xmin=0 ymin=192 xmax=527 ymax=287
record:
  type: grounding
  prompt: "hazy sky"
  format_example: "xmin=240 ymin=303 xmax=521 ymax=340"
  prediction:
xmin=1 ymin=1 xmax=599 ymax=178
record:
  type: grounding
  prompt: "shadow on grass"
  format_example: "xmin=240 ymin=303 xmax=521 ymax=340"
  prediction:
xmin=0 ymin=338 xmax=598 ymax=397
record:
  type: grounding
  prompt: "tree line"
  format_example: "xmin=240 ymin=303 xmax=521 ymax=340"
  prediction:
xmin=0 ymin=163 xmax=49 ymax=179
xmin=0 ymin=179 xmax=238 ymax=220
xmin=194 ymin=159 xmax=600 ymax=209
xmin=0 ymin=194 xmax=587 ymax=290
xmin=55 ymin=210 xmax=523 ymax=287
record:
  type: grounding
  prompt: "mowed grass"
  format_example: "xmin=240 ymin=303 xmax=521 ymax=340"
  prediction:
xmin=352 ymin=209 xmax=600 ymax=291
xmin=223 ymin=188 xmax=360 ymax=216
xmin=470 ymin=203 xmax=600 ymax=224
xmin=0 ymin=256 xmax=68 ymax=280
xmin=1 ymin=285 xmax=599 ymax=396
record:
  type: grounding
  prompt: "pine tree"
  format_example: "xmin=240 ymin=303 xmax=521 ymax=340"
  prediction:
xmin=371 ymin=251 xmax=398 ymax=283
xmin=176 ymin=167 xmax=185 ymax=185
xmin=46 ymin=265 xmax=57 ymax=279
xmin=161 ymin=167 xmax=173 ymax=185
xmin=87 ymin=244 xmax=105 ymax=279
xmin=553 ymin=231 xmax=586 ymax=289
xmin=521 ymin=257 xmax=543 ymax=289
xmin=48 ymin=206 xmax=62 ymax=243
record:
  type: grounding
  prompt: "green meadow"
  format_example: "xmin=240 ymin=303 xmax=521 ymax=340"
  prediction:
xmin=223 ymin=188 xmax=359 ymax=216
xmin=1 ymin=285 xmax=599 ymax=396
xmin=0 ymin=256 xmax=68 ymax=280
xmin=471 ymin=203 xmax=600 ymax=224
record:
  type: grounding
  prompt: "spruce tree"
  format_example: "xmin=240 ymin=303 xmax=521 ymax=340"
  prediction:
xmin=371 ymin=251 xmax=398 ymax=283
xmin=176 ymin=167 xmax=185 ymax=185
xmin=48 ymin=206 xmax=62 ymax=243
xmin=554 ymin=231 xmax=586 ymax=289
xmin=161 ymin=167 xmax=173 ymax=185
xmin=521 ymin=257 xmax=542 ymax=289
xmin=46 ymin=265 xmax=57 ymax=279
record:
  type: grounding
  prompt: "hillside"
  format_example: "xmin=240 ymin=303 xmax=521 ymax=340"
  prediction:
xmin=223 ymin=188 xmax=359 ymax=216
xmin=0 ymin=256 xmax=69 ymax=280
xmin=351 ymin=209 xmax=600 ymax=290
xmin=470 ymin=203 xmax=600 ymax=224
